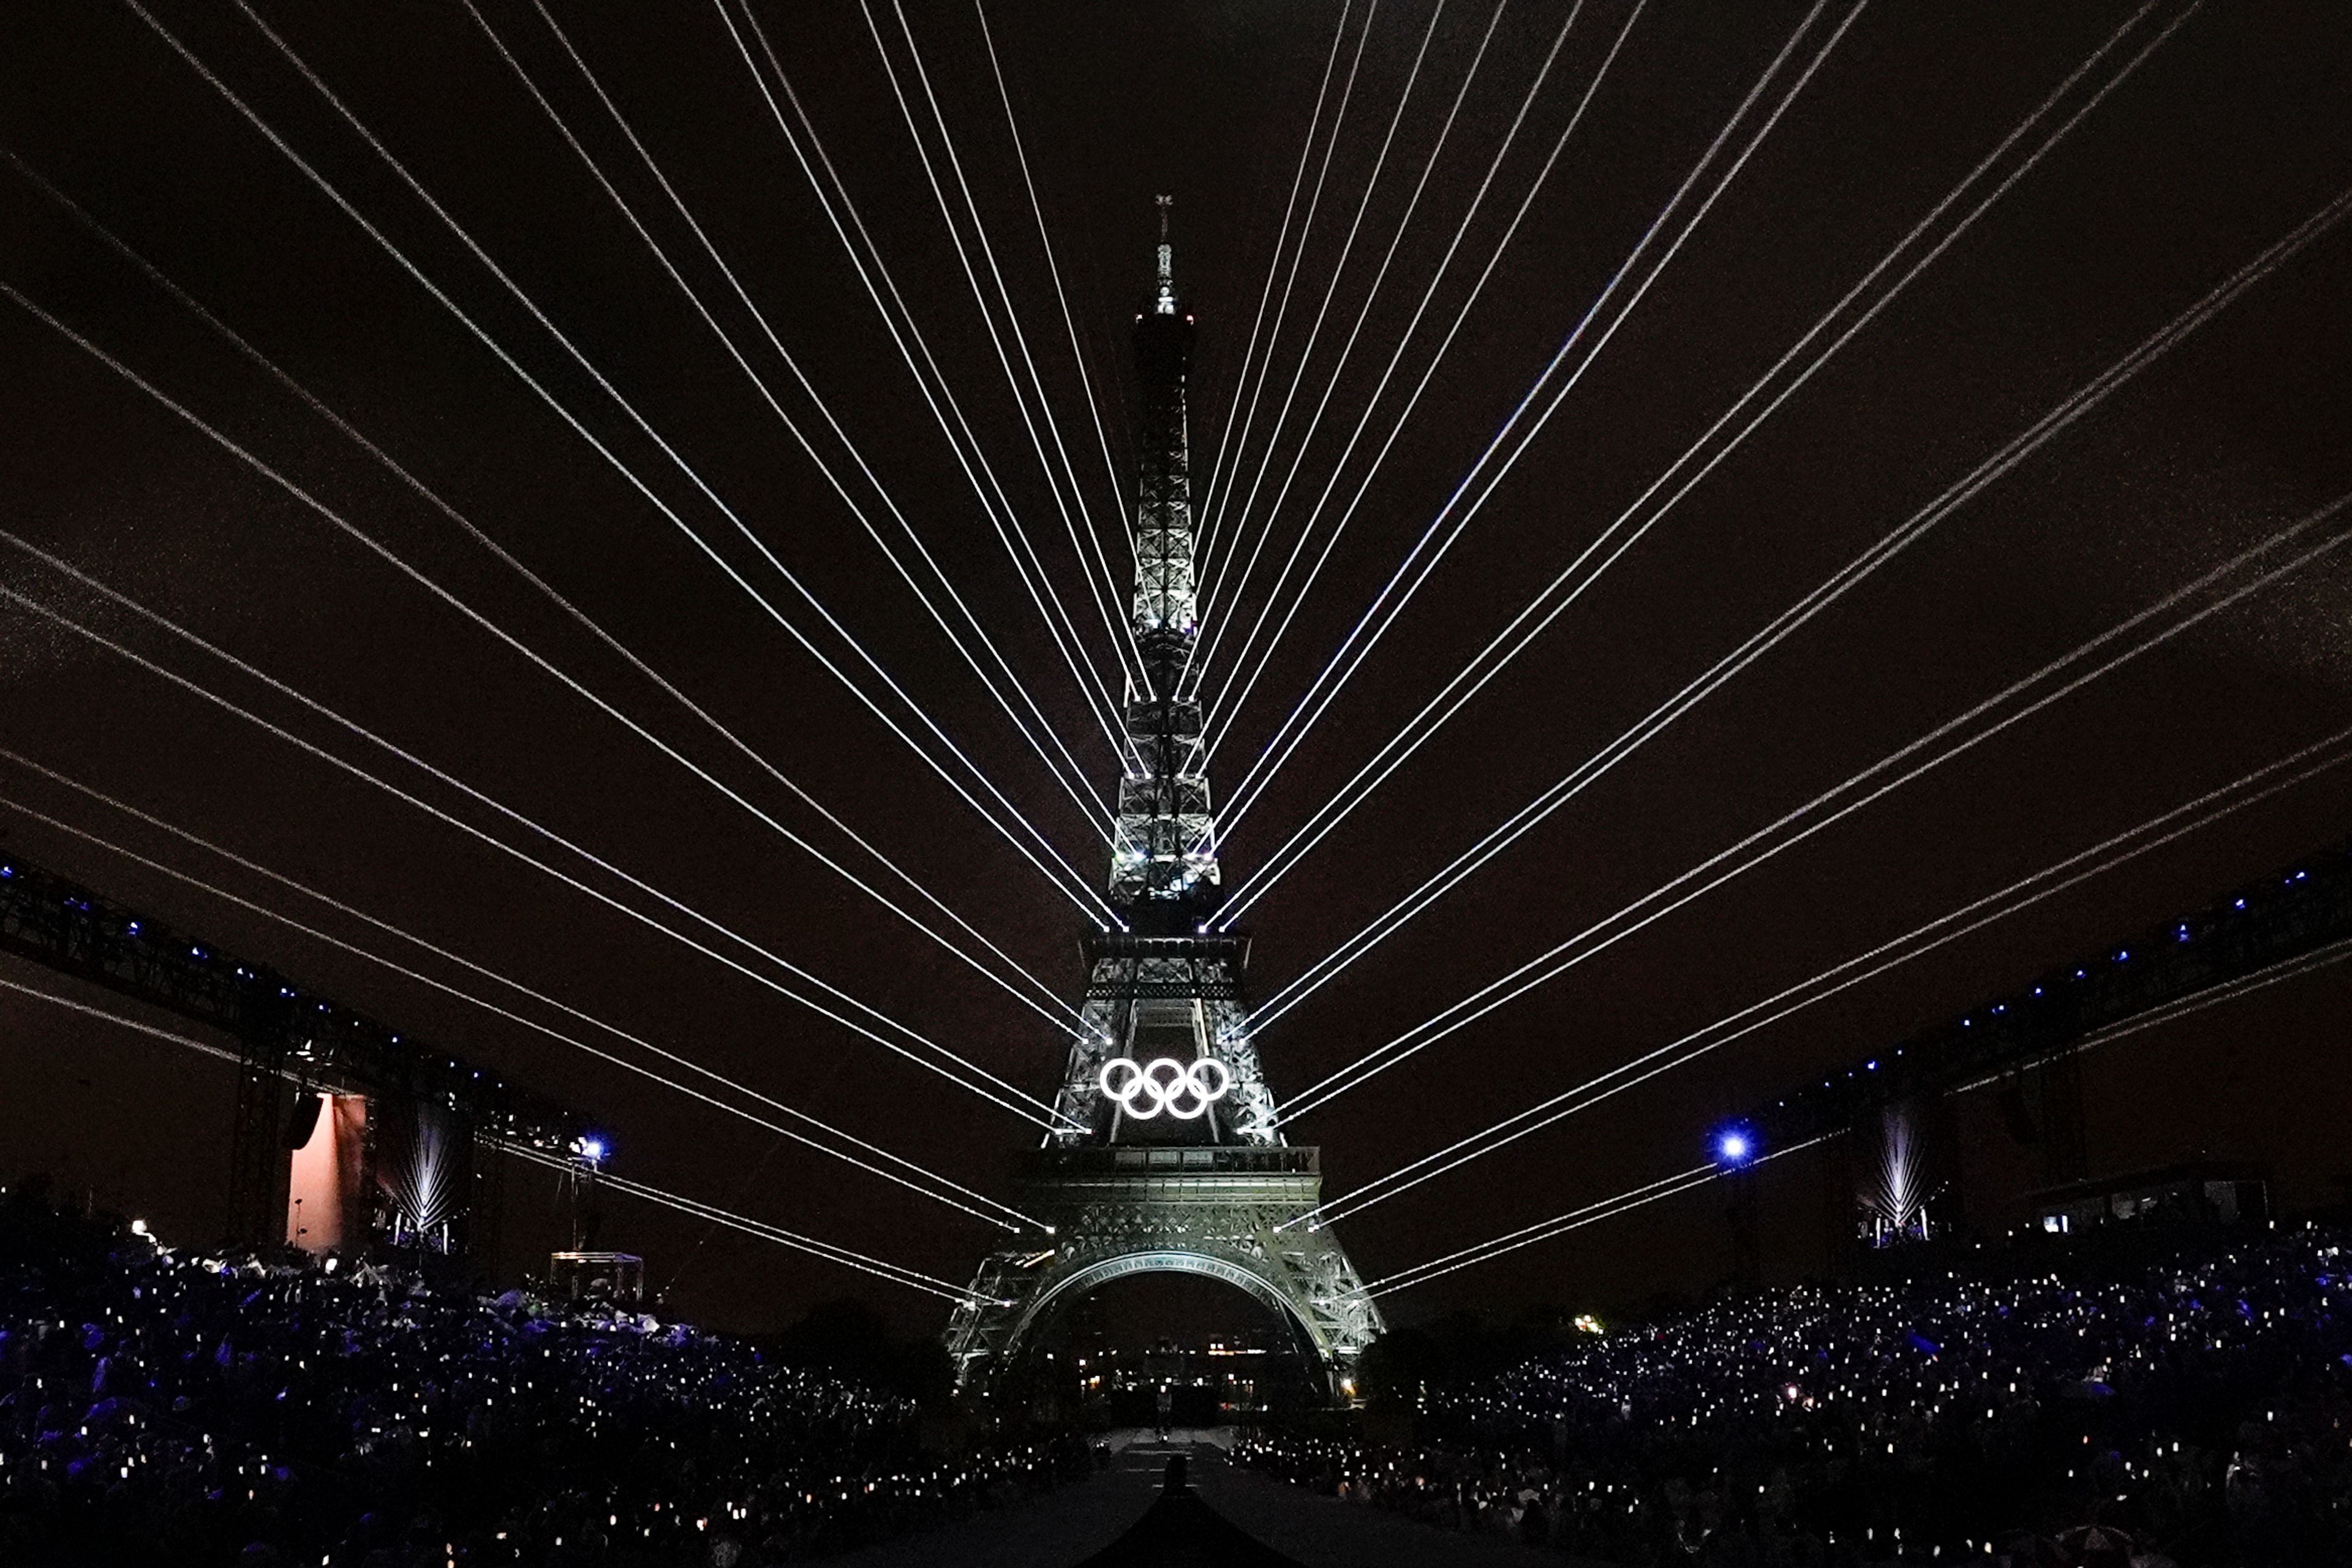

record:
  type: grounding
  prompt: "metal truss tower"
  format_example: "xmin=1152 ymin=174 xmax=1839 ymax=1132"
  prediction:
xmin=0 ymin=850 xmax=587 ymax=1260
xmin=948 ymin=202 xmax=1381 ymax=1401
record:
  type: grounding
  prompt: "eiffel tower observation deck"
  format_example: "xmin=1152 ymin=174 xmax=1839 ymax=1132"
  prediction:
xmin=947 ymin=200 xmax=1381 ymax=1402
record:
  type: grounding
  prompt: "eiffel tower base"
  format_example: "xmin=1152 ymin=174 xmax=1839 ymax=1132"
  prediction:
xmin=946 ymin=1145 xmax=1381 ymax=1406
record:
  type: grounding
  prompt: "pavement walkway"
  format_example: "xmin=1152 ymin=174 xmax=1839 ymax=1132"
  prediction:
xmin=826 ymin=1430 xmax=1580 ymax=1568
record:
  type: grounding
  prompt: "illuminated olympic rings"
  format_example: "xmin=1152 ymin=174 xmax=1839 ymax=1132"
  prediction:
xmin=1097 ymin=1055 xmax=1232 ymax=1120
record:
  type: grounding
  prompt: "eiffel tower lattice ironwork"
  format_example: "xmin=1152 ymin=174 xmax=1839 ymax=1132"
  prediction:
xmin=946 ymin=200 xmax=1381 ymax=1400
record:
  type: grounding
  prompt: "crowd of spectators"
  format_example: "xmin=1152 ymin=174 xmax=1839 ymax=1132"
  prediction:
xmin=1238 ymin=1226 xmax=2352 ymax=1566
xmin=0 ymin=1184 xmax=1090 ymax=1566
xmin=15 ymin=1170 xmax=2351 ymax=1567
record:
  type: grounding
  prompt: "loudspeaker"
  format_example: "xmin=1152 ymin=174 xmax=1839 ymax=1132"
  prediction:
xmin=284 ymin=1091 xmax=324 ymax=1150
xmin=1996 ymin=1082 xmax=2038 ymax=1146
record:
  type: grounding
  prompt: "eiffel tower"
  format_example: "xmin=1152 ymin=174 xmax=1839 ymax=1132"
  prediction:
xmin=946 ymin=200 xmax=1381 ymax=1402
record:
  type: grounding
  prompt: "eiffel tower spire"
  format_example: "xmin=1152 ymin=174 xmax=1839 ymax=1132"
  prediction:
xmin=1114 ymin=194 xmax=1217 ymax=913
xmin=948 ymin=203 xmax=1380 ymax=1404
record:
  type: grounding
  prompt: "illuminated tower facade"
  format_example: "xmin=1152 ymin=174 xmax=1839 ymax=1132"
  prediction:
xmin=948 ymin=200 xmax=1380 ymax=1401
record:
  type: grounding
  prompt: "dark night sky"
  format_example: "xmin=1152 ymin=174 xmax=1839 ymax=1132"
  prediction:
xmin=2 ymin=0 xmax=2350 ymax=1339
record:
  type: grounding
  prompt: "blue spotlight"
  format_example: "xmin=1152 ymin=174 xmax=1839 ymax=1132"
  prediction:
xmin=1714 ymin=1126 xmax=1757 ymax=1167
xmin=575 ymin=1136 xmax=608 ymax=1167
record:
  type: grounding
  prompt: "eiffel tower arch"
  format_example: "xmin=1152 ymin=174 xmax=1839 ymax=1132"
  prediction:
xmin=948 ymin=201 xmax=1380 ymax=1402
xmin=944 ymin=1138 xmax=1382 ymax=1401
